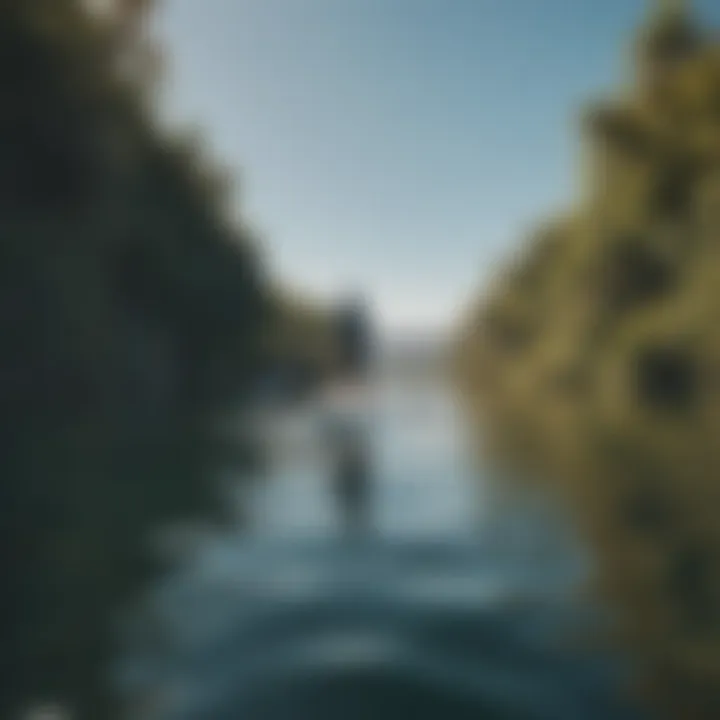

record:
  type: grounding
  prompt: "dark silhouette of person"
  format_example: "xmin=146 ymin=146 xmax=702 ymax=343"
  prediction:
xmin=325 ymin=295 xmax=374 ymax=533
xmin=335 ymin=298 xmax=372 ymax=379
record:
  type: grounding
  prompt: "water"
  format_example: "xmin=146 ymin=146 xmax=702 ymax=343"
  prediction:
xmin=119 ymin=368 xmax=644 ymax=719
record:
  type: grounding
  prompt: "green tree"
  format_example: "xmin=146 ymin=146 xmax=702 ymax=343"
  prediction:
xmin=0 ymin=1 xmax=272 ymax=716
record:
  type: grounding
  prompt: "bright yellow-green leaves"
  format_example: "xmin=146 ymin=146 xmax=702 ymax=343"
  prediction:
xmin=456 ymin=5 xmax=720 ymax=716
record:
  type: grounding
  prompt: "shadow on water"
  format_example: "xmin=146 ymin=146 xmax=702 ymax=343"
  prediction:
xmin=117 ymin=368 xmax=647 ymax=720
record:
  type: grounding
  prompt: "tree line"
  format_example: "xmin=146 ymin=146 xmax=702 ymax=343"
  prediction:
xmin=0 ymin=1 xmax=323 ymax=716
xmin=456 ymin=3 xmax=720 ymax=716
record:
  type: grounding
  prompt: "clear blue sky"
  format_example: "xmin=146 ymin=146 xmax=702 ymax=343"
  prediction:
xmin=153 ymin=0 xmax=719 ymax=333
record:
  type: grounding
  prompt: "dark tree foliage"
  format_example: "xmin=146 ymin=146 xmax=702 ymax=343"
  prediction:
xmin=634 ymin=345 xmax=698 ymax=414
xmin=599 ymin=236 xmax=675 ymax=314
xmin=0 ymin=1 xmax=271 ymax=716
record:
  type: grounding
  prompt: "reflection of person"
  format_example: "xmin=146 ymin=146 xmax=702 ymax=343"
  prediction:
xmin=334 ymin=425 xmax=370 ymax=532
xmin=323 ymin=385 xmax=373 ymax=534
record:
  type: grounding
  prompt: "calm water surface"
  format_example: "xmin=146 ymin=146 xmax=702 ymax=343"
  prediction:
xmin=118 ymin=367 xmax=645 ymax=720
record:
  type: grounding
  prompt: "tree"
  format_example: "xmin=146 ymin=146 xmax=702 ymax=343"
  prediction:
xmin=0 ymin=1 xmax=272 ymax=716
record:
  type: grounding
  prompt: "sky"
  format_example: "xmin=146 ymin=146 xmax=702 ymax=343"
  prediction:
xmin=152 ymin=0 xmax=720 ymax=334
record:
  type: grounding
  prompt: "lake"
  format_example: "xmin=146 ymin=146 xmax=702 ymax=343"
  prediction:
xmin=117 ymin=362 xmax=645 ymax=720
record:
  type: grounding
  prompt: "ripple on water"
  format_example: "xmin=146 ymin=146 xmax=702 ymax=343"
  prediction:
xmin=119 ymin=379 xmax=643 ymax=720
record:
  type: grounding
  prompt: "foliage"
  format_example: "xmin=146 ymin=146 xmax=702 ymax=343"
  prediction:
xmin=456 ymin=2 xmax=720 ymax=716
xmin=0 ymin=1 xmax=272 ymax=716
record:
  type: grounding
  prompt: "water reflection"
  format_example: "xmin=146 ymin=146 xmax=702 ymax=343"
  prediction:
xmin=327 ymin=400 xmax=373 ymax=536
xmin=118 ymin=364 xmax=644 ymax=720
